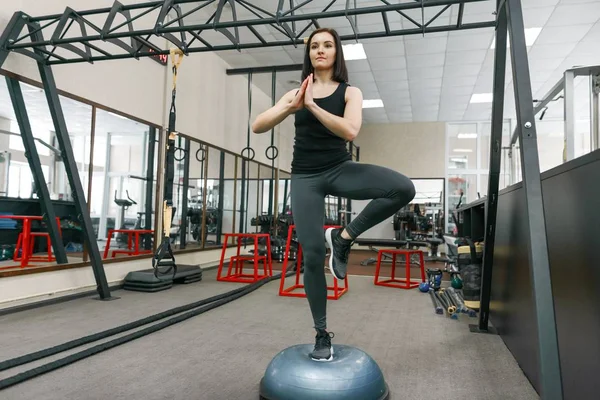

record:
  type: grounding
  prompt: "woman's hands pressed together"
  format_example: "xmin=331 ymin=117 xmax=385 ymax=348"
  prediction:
xmin=303 ymin=73 xmax=315 ymax=109
xmin=287 ymin=73 xmax=318 ymax=113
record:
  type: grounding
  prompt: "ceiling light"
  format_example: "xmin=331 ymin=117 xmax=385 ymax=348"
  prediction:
xmin=363 ymin=99 xmax=384 ymax=108
xmin=342 ymin=43 xmax=367 ymax=60
xmin=453 ymin=148 xmax=473 ymax=152
xmin=470 ymin=93 xmax=493 ymax=103
xmin=457 ymin=133 xmax=478 ymax=139
xmin=490 ymin=27 xmax=542 ymax=49
xmin=450 ymin=158 xmax=467 ymax=163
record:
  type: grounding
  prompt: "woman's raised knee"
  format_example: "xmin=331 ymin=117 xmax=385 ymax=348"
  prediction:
xmin=391 ymin=175 xmax=416 ymax=205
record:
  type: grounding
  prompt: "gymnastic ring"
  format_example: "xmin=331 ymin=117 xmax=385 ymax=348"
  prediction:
xmin=241 ymin=146 xmax=255 ymax=160
xmin=174 ymin=148 xmax=186 ymax=161
xmin=195 ymin=147 xmax=206 ymax=162
xmin=265 ymin=145 xmax=279 ymax=160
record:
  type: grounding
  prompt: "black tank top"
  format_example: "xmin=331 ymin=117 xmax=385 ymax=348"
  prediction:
xmin=291 ymin=82 xmax=352 ymax=174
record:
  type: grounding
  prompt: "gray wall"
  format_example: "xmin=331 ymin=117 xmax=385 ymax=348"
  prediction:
xmin=491 ymin=149 xmax=600 ymax=398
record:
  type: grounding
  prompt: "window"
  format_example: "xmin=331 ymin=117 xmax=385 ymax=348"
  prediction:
xmin=445 ymin=120 xmax=512 ymax=232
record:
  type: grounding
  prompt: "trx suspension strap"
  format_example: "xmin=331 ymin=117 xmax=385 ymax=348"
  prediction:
xmin=153 ymin=48 xmax=184 ymax=279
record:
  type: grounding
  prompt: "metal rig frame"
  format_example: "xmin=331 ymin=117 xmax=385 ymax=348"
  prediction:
xmin=509 ymin=65 xmax=600 ymax=161
xmin=0 ymin=1 xmax=563 ymax=398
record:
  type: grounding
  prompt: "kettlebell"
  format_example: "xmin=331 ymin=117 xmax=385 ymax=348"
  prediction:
xmin=418 ymin=282 xmax=430 ymax=293
xmin=451 ymin=275 xmax=463 ymax=289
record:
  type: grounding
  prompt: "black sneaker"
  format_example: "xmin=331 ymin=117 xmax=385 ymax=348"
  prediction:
xmin=325 ymin=228 xmax=352 ymax=280
xmin=310 ymin=329 xmax=334 ymax=361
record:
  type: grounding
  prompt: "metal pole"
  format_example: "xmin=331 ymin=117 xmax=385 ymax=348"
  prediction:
xmin=506 ymin=0 xmax=563 ymax=398
xmin=591 ymin=74 xmax=599 ymax=151
xmin=98 ymin=132 xmax=112 ymax=240
xmin=239 ymin=158 xmax=246 ymax=233
xmin=5 ymin=76 xmax=68 ymax=265
xmin=471 ymin=0 xmax=507 ymax=335
xmin=268 ymin=70 xmax=276 ymax=216
xmin=216 ymin=151 xmax=225 ymax=245
xmin=179 ymin=138 xmax=190 ymax=249
xmin=29 ymin=23 xmax=112 ymax=300
xmin=563 ymin=70 xmax=575 ymax=162
xmin=144 ymin=127 xmax=156 ymax=250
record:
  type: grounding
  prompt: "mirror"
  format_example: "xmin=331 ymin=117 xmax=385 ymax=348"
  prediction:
xmin=202 ymin=146 xmax=222 ymax=249
xmin=184 ymin=139 xmax=204 ymax=250
xmin=221 ymin=152 xmax=238 ymax=243
xmin=396 ymin=178 xmax=445 ymax=240
xmin=169 ymin=135 xmax=188 ymax=251
xmin=278 ymin=171 xmax=291 ymax=216
xmin=351 ymin=178 xmax=445 ymax=240
xmin=0 ymin=75 xmax=158 ymax=269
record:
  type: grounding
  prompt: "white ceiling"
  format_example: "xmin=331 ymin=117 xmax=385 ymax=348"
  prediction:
xmin=184 ymin=0 xmax=600 ymax=125
xmin=1 ymin=0 xmax=598 ymax=130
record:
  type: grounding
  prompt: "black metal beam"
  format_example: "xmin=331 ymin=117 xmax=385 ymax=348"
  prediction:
xmin=5 ymin=76 xmax=68 ymax=265
xmin=216 ymin=151 xmax=225 ymax=245
xmin=471 ymin=0 xmax=507 ymax=336
xmin=0 ymin=13 xmax=27 ymax=67
xmin=268 ymin=70 xmax=276 ymax=217
xmin=226 ymin=63 xmax=302 ymax=75
xmin=5 ymin=0 xmax=495 ymax=65
xmin=29 ymin=24 xmax=112 ymax=300
xmin=45 ymin=21 xmax=496 ymax=65
xmin=239 ymin=158 xmax=247 ymax=233
xmin=505 ymin=0 xmax=563 ymax=398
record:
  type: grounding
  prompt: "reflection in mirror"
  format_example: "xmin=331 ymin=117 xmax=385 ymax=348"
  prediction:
xmin=278 ymin=171 xmax=291 ymax=216
xmin=171 ymin=136 xmax=189 ymax=251
xmin=396 ymin=178 xmax=445 ymax=240
xmin=201 ymin=146 xmax=222 ymax=249
xmin=351 ymin=178 xmax=445 ymax=241
xmin=183 ymin=140 xmax=203 ymax=250
xmin=244 ymin=160 xmax=260 ymax=234
xmin=0 ymin=74 xmax=157 ymax=269
xmin=259 ymin=165 xmax=275 ymax=216
xmin=221 ymin=153 xmax=238 ymax=242
xmin=0 ymin=79 xmax=94 ymax=268
xmin=93 ymin=108 xmax=155 ymax=260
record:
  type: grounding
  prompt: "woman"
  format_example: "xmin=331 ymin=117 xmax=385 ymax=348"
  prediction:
xmin=252 ymin=28 xmax=416 ymax=361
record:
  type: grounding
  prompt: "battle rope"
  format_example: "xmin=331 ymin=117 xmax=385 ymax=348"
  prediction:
xmin=152 ymin=48 xmax=184 ymax=279
xmin=0 ymin=271 xmax=296 ymax=391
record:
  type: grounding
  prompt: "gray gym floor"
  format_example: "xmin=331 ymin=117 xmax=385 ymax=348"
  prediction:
xmin=0 ymin=268 xmax=539 ymax=400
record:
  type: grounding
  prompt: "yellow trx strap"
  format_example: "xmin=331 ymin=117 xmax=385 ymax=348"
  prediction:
xmin=163 ymin=48 xmax=184 ymax=240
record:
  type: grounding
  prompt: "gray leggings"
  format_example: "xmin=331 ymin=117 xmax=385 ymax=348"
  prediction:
xmin=290 ymin=161 xmax=416 ymax=330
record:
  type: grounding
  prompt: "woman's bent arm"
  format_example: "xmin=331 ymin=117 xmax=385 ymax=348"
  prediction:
xmin=306 ymin=86 xmax=363 ymax=141
xmin=252 ymin=85 xmax=306 ymax=133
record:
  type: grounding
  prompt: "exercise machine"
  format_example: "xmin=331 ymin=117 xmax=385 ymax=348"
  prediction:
xmin=114 ymin=190 xmax=136 ymax=247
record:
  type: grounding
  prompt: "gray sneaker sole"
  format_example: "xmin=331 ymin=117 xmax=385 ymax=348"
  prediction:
xmin=325 ymin=228 xmax=344 ymax=281
xmin=310 ymin=346 xmax=334 ymax=362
